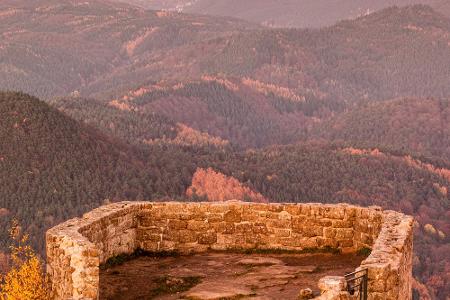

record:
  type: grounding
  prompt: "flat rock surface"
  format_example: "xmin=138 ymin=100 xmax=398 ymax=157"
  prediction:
xmin=184 ymin=281 xmax=254 ymax=299
xmin=237 ymin=257 xmax=284 ymax=265
xmin=99 ymin=252 xmax=366 ymax=300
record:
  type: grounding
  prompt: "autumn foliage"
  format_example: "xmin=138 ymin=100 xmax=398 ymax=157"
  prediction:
xmin=187 ymin=168 xmax=268 ymax=203
xmin=0 ymin=221 xmax=50 ymax=300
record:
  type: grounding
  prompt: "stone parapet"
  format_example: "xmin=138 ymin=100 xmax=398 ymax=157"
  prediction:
xmin=46 ymin=201 xmax=413 ymax=300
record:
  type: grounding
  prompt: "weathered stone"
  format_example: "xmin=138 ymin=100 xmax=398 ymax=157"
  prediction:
xmin=46 ymin=201 xmax=414 ymax=300
xmin=237 ymin=257 xmax=284 ymax=266
xmin=335 ymin=228 xmax=353 ymax=240
xmin=298 ymin=288 xmax=314 ymax=299
xmin=235 ymin=222 xmax=253 ymax=233
xmin=167 ymin=219 xmax=188 ymax=230
xmin=318 ymin=276 xmax=347 ymax=293
xmin=198 ymin=232 xmax=217 ymax=245
xmin=324 ymin=227 xmax=337 ymax=238
xmin=224 ymin=210 xmax=242 ymax=223
xmin=301 ymin=226 xmax=323 ymax=237
xmin=206 ymin=213 xmax=223 ymax=223
xmin=188 ymin=220 xmax=209 ymax=231
xmin=184 ymin=281 xmax=254 ymax=299
xmin=211 ymin=221 xmax=235 ymax=234
xmin=272 ymin=228 xmax=291 ymax=237
xmin=178 ymin=230 xmax=198 ymax=243
xmin=252 ymin=223 xmax=268 ymax=234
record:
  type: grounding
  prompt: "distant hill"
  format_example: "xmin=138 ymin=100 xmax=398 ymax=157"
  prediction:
xmin=4 ymin=1 xmax=448 ymax=151
xmin=1 ymin=1 xmax=450 ymax=107
xmin=115 ymin=0 xmax=450 ymax=28
xmin=69 ymin=77 xmax=330 ymax=148
xmin=312 ymin=98 xmax=450 ymax=161
xmin=53 ymin=96 xmax=232 ymax=148
xmin=0 ymin=0 xmax=257 ymax=99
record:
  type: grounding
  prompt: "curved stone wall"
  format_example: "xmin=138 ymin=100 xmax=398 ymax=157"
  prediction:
xmin=46 ymin=201 xmax=413 ymax=300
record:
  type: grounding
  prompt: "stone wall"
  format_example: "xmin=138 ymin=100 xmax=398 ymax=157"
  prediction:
xmin=46 ymin=201 xmax=413 ymax=300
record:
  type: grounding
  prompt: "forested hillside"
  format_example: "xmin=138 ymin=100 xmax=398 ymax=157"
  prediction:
xmin=84 ymin=79 xmax=329 ymax=148
xmin=212 ymin=144 xmax=450 ymax=298
xmin=0 ymin=92 xmax=212 ymax=252
xmin=313 ymin=98 xmax=450 ymax=161
xmin=0 ymin=0 xmax=257 ymax=99
xmin=1 ymin=92 xmax=449 ymax=297
xmin=1 ymin=1 xmax=450 ymax=107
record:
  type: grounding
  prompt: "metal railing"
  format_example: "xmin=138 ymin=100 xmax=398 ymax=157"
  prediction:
xmin=345 ymin=269 xmax=368 ymax=300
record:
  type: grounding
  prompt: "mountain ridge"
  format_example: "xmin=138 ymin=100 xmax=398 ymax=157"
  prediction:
xmin=113 ymin=0 xmax=450 ymax=28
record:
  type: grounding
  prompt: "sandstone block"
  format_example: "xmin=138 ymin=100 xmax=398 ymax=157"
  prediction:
xmin=198 ymin=232 xmax=217 ymax=245
xmin=178 ymin=230 xmax=198 ymax=243
xmin=206 ymin=213 xmax=223 ymax=223
xmin=316 ymin=218 xmax=333 ymax=227
xmin=168 ymin=219 xmax=188 ymax=230
xmin=187 ymin=220 xmax=209 ymax=231
xmin=268 ymin=204 xmax=284 ymax=212
xmin=324 ymin=227 xmax=336 ymax=238
xmin=332 ymin=220 xmax=353 ymax=228
xmin=318 ymin=276 xmax=347 ymax=293
xmin=266 ymin=218 xmax=291 ymax=228
xmin=211 ymin=222 xmax=235 ymax=234
xmin=338 ymin=239 xmax=353 ymax=248
xmin=252 ymin=223 xmax=268 ymax=234
xmin=335 ymin=228 xmax=353 ymax=240
xmin=235 ymin=222 xmax=253 ymax=233
xmin=284 ymin=204 xmax=301 ymax=215
xmin=300 ymin=226 xmax=323 ymax=237
xmin=273 ymin=228 xmax=291 ymax=238
xmin=224 ymin=210 xmax=242 ymax=223
xmin=207 ymin=203 xmax=230 ymax=213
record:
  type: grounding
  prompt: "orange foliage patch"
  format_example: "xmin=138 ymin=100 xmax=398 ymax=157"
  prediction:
xmin=241 ymin=77 xmax=305 ymax=102
xmin=156 ymin=11 xmax=173 ymax=18
xmin=342 ymin=147 xmax=383 ymax=157
xmin=403 ymin=155 xmax=450 ymax=183
xmin=108 ymin=100 xmax=132 ymax=111
xmin=124 ymin=27 xmax=158 ymax=57
xmin=174 ymin=124 xmax=229 ymax=147
xmin=143 ymin=124 xmax=228 ymax=147
xmin=342 ymin=148 xmax=450 ymax=184
xmin=187 ymin=168 xmax=268 ymax=203
xmin=201 ymin=75 xmax=239 ymax=91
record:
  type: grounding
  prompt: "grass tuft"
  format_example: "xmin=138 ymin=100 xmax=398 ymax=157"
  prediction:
xmin=100 ymin=248 xmax=180 ymax=270
xmin=357 ymin=247 xmax=372 ymax=256
xmin=150 ymin=276 xmax=202 ymax=297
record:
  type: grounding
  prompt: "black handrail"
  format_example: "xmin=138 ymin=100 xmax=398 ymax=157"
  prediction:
xmin=345 ymin=269 xmax=368 ymax=300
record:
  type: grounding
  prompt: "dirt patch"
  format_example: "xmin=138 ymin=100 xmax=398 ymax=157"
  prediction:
xmin=99 ymin=252 xmax=366 ymax=300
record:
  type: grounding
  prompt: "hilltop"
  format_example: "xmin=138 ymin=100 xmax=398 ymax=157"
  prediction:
xmin=115 ymin=0 xmax=450 ymax=28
